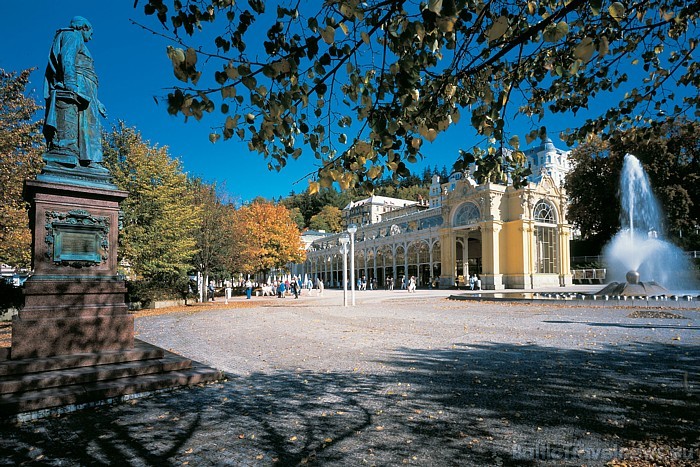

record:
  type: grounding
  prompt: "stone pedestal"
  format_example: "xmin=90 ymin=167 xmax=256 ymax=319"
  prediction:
xmin=11 ymin=180 xmax=131 ymax=359
xmin=1 ymin=179 xmax=221 ymax=419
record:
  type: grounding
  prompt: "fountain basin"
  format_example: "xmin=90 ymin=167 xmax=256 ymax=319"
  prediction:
xmin=596 ymin=280 xmax=670 ymax=297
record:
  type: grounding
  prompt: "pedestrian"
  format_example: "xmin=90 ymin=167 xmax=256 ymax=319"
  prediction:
xmin=291 ymin=280 xmax=299 ymax=299
xmin=207 ymin=281 xmax=215 ymax=301
xmin=318 ymin=278 xmax=324 ymax=296
xmin=245 ymin=278 xmax=253 ymax=299
xmin=469 ymin=274 xmax=475 ymax=290
xmin=278 ymin=281 xmax=286 ymax=298
xmin=225 ymin=280 xmax=232 ymax=304
xmin=408 ymin=276 xmax=416 ymax=293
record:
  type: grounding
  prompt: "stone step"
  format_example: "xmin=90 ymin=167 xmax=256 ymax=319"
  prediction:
xmin=0 ymin=362 xmax=222 ymax=417
xmin=0 ymin=340 xmax=164 ymax=375
xmin=0 ymin=352 xmax=192 ymax=394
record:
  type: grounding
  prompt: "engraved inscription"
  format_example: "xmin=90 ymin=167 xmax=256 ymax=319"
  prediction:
xmin=61 ymin=230 xmax=97 ymax=255
xmin=54 ymin=227 xmax=102 ymax=263
xmin=45 ymin=209 xmax=110 ymax=267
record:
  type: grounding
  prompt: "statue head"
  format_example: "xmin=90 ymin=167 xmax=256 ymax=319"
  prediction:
xmin=70 ymin=16 xmax=93 ymax=42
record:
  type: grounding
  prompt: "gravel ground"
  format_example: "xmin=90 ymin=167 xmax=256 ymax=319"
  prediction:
xmin=1 ymin=288 xmax=698 ymax=466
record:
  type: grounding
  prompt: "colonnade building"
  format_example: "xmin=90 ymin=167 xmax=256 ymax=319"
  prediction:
xmin=292 ymin=139 xmax=573 ymax=290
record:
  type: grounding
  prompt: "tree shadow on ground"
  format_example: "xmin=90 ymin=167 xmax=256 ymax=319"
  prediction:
xmin=0 ymin=341 xmax=697 ymax=465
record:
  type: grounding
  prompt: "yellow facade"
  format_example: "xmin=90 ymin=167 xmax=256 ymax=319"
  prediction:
xmin=438 ymin=173 xmax=572 ymax=290
xmin=299 ymin=170 xmax=572 ymax=291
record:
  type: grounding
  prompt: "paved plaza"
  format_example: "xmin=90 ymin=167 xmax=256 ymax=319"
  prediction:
xmin=1 ymin=288 xmax=698 ymax=465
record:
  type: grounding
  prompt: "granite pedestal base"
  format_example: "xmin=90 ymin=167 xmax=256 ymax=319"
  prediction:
xmin=4 ymin=178 xmax=222 ymax=419
xmin=12 ymin=180 xmax=131 ymax=360
xmin=11 ymin=279 xmax=133 ymax=360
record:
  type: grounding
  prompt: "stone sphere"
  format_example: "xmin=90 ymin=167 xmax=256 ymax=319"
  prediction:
xmin=626 ymin=270 xmax=640 ymax=284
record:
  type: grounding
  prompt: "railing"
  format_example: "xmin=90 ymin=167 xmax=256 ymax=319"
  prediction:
xmin=572 ymin=251 xmax=700 ymax=264
xmin=571 ymin=268 xmax=606 ymax=284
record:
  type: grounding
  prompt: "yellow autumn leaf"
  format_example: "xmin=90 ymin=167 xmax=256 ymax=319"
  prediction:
xmin=308 ymin=180 xmax=320 ymax=195
xmin=361 ymin=31 xmax=370 ymax=45
xmin=574 ymin=37 xmax=595 ymax=61
xmin=527 ymin=1 xmax=536 ymax=15
xmin=608 ymin=2 xmax=625 ymax=22
xmin=598 ymin=36 xmax=609 ymax=56
xmin=486 ymin=16 xmax=509 ymax=42
xmin=321 ymin=25 xmax=336 ymax=45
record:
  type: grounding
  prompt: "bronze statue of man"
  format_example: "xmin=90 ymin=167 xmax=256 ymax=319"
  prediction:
xmin=43 ymin=16 xmax=107 ymax=172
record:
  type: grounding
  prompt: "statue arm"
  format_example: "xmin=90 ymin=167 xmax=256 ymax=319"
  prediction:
xmin=98 ymin=99 xmax=107 ymax=118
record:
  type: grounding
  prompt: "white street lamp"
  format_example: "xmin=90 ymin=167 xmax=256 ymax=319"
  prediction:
xmin=347 ymin=224 xmax=358 ymax=306
xmin=339 ymin=235 xmax=349 ymax=307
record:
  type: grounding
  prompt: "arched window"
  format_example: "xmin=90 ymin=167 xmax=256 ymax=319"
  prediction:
xmin=454 ymin=202 xmax=480 ymax=227
xmin=533 ymin=201 xmax=558 ymax=273
xmin=533 ymin=201 xmax=556 ymax=223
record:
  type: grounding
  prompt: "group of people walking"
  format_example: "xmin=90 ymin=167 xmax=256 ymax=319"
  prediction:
xmin=204 ymin=272 xmax=464 ymax=302
xmin=468 ymin=274 xmax=481 ymax=290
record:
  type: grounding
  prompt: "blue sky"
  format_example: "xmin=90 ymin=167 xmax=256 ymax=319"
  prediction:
xmin=1 ymin=2 xmax=688 ymax=202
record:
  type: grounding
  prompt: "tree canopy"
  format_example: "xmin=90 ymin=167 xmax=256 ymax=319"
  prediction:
xmin=189 ymin=178 xmax=236 ymax=280
xmin=309 ymin=205 xmax=344 ymax=232
xmin=0 ymin=69 xmax=43 ymax=269
xmin=227 ymin=200 xmax=306 ymax=274
xmin=137 ymin=0 xmax=698 ymax=191
xmin=103 ymin=124 xmax=201 ymax=280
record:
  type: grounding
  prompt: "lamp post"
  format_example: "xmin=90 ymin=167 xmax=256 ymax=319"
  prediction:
xmin=339 ymin=235 xmax=349 ymax=307
xmin=347 ymin=224 xmax=358 ymax=306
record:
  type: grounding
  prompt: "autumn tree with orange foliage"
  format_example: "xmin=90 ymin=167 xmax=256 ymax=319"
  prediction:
xmin=228 ymin=201 xmax=306 ymax=275
xmin=0 ymin=69 xmax=43 ymax=269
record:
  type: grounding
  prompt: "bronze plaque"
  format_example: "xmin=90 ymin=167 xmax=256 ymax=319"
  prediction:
xmin=54 ymin=226 xmax=102 ymax=263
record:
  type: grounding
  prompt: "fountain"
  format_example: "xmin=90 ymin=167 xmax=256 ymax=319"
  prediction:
xmin=597 ymin=154 xmax=696 ymax=296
